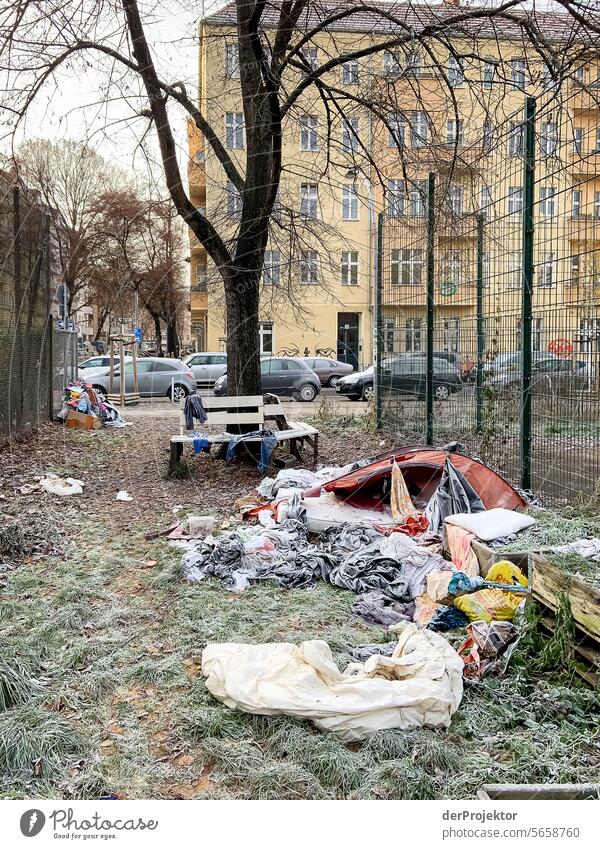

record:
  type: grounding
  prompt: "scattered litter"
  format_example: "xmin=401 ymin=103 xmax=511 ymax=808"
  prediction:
xmin=115 ymin=490 xmax=133 ymax=502
xmin=428 ymin=606 xmax=470 ymax=632
xmin=457 ymin=621 xmax=519 ymax=680
xmin=257 ymin=509 xmax=277 ymax=529
xmin=347 ymin=641 xmax=397 ymax=661
xmin=351 ymin=591 xmax=415 ymax=627
xmin=60 ymin=380 xmax=128 ymax=429
xmin=40 ymin=474 xmax=84 ymax=497
xmin=551 ymin=537 xmax=600 ymax=560
xmin=188 ymin=516 xmax=216 ymax=537
xmin=426 ymin=456 xmax=484 ymax=534
xmin=202 ymin=623 xmax=464 ymax=741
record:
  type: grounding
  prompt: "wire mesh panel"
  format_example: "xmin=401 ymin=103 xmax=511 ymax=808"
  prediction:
xmin=0 ymin=177 xmax=52 ymax=443
xmin=377 ymin=80 xmax=600 ymax=505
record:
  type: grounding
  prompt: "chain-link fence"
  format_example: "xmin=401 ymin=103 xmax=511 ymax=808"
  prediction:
xmin=0 ymin=176 xmax=75 ymax=442
xmin=376 ymin=90 xmax=600 ymax=506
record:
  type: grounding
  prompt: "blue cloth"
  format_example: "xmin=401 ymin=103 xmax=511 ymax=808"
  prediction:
xmin=193 ymin=434 xmax=210 ymax=454
xmin=447 ymin=572 xmax=485 ymax=595
xmin=427 ymin=606 xmax=470 ymax=632
xmin=225 ymin=429 xmax=277 ymax=473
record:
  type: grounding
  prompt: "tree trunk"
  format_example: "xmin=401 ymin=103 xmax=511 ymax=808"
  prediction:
xmin=150 ymin=312 xmax=163 ymax=356
xmin=95 ymin=308 xmax=109 ymax=341
xmin=166 ymin=314 xmax=179 ymax=358
xmin=224 ymin=276 xmax=261 ymax=397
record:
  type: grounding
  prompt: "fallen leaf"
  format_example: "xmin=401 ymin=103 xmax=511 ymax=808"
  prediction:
xmin=107 ymin=724 xmax=124 ymax=735
xmin=176 ymin=753 xmax=194 ymax=766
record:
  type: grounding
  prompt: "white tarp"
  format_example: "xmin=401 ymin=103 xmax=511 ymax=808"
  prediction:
xmin=202 ymin=624 xmax=464 ymax=741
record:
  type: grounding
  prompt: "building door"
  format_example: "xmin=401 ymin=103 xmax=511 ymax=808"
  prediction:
xmin=337 ymin=312 xmax=359 ymax=369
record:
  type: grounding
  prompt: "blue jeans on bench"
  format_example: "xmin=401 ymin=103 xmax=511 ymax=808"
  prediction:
xmin=225 ymin=429 xmax=277 ymax=473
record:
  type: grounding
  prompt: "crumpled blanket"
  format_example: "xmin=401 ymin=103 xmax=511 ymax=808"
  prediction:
xmin=551 ymin=537 xmax=600 ymax=560
xmin=323 ymin=533 xmax=450 ymax=601
xmin=202 ymin=623 xmax=464 ymax=741
xmin=323 ymin=522 xmax=384 ymax=556
xmin=351 ymin=591 xmax=415 ymax=627
xmin=347 ymin=641 xmax=397 ymax=662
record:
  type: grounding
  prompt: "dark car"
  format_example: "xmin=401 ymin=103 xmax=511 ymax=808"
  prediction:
xmin=490 ymin=355 xmax=575 ymax=389
xmin=336 ymin=356 xmax=462 ymax=401
xmin=213 ymin=357 xmax=321 ymax=401
xmin=300 ymin=357 xmax=354 ymax=387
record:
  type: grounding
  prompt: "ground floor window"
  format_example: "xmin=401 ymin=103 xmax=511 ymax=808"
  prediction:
xmin=259 ymin=321 xmax=274 ymax=354
xmin=578 ymin=318 xmax=600 ymax=353
xmin=516 ymin=317 xmax=543 ymax=351
xmin=443 ymin=317 xmax=460 ymax=353
xmin=405 ymin=318 xmax=422 ymax=351
xmin=383 ymin=318 xmax=396 ymax=353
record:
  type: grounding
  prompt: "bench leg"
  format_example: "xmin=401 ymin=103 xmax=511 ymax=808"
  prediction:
xmin=169 ymin=441 xmax=183 ymax=474
xmin=312 ymin=433 xmax=319 ymax=463
xmin=290 ymin=437 xmax=302 ymax=461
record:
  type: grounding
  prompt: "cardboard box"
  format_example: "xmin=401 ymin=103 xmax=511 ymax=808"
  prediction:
xmin=66 ymin=410 xmax=101 ymax=430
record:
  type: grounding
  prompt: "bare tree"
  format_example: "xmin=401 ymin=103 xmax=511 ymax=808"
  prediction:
xmin=1 ymin=0 xmax=598 ymax=393
xmin=13 ymin=138 xmax=125 ymax=315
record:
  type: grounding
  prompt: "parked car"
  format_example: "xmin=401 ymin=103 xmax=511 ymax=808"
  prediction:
xmin=88 ymin=357 xmax=197 ymax=401
xmin=336 ymin=356 xmax=462 ymax=401
xmin=183 ymin=351 xmax=227 ymax=386
xmin=78 ymin=355 xmax=132 ymax=378
xmin=490 ymin=355 xmax=577 ymax=389
xmin=213 ymin=357 xmax=321 ymax=401
xmin=300 ymin=357 xmax=354 ymax=387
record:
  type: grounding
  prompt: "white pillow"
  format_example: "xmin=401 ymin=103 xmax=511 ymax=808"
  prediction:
xmin=444 ymin=508 xmax=535 ymax=542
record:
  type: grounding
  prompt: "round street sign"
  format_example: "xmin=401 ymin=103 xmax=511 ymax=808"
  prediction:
xmin=440 ymin=281 xmax=458 ymax=297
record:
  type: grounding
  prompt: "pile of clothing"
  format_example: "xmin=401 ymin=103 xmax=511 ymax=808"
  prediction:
xmin=58 ymin=380 xmax=128 ymax=428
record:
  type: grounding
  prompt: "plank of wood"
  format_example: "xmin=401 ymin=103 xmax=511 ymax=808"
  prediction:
xmin=531 ymin=553 xmax=600 ymax=642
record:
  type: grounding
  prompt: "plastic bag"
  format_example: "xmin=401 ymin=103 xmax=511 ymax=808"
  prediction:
xmin=485 ymin=560 xmax=528 ymax=587
xmin=454 ymin=587 xmax=523 ymax=622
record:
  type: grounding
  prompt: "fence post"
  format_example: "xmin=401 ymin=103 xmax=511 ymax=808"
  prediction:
xmin=476 ymin=213 xmax=485 ymax=433
xmin=521 ymin=97 xmax=536 ymax=492
xmin=375 ymin=211 xmax=384 ymax=427
xmin=426 ymin=173 xmax=435 ymax=446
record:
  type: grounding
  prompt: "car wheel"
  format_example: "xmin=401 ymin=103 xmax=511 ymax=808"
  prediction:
xmin=434 ymin=384 xmax=450 ymax=401
xmin=298 ymin=383 xmax=317 ymax=402
xmin=327 ymin=375 xmax=341 ymax=387
xmin=362 ymin=383 xmax=374 ymax=402
xmin=168 ymin=384 xmax=189 ymax=402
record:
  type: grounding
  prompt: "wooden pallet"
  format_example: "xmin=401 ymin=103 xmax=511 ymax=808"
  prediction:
xmin=534 ymin=602 xmax=600 ymax=687
xmin=530 ymin=552 xmax=600 ymax=644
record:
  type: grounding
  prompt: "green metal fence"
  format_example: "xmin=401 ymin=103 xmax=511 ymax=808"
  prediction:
xmin=376 ymin=91 xmax=600 ymax=505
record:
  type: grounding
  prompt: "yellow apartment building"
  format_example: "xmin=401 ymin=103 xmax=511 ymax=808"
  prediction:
xmin=188 ymin=1 xmax=600 ymax=366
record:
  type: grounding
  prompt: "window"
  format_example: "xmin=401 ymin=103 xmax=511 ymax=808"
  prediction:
xmin=443 ymin=318 xmax=460 ymax=353
xmin=410 ymin=112 xmax=428 ymax=147
xmin=483 ymin=59 xmax=495 ymax=89
xmin=383 ymin=319 xmax=396 ymax=353
xmin=342 ymin=117 xmax=359 ymax=152
xmin=538 ymin=253 xmax=555 ymax=288
xmin=406 ymin=51 xmax=422 ymax=75
xmin=448 ymin=55 xmax=464 ymax=88
xmin=578 ymin=318 xmax=600 ymax=353
xmin=508 ymin=186 xmax=523 ymax=215
xmin=443 ymin=250 xmax=462 ymax=288
xmin=259 ymin=321 xmax=273 ymax=354
xmin=516 ymin=318 xmax=543 ymax=351
xmin=574 ymin=66 xmax=585 ymax=84
xmin=540 ymin=121 xmax=558 ymax=156
xmin=387 ymin=179 xmax=404 ymax=216
xmin=570 ymin=254 xmax=580 ymax=286
xmin=342 ymin=59 xmax=359 ymax=84
xmin=483 ymin=120 xmax=493 ymax=152
xmin=595 ymin=128 xmax=600 ymax=152
xmin=391 ymin=249 xmax=424 ymax=286
xmin=409 ymin=181 xmax=427 ymax=217
xmin=446 ymin=119 xmax=464 ymax=146
xmin=299 ymin=115 xmax=318 ymax=151
xmin=405 ymin=319 xmax=422 ymax=352
xmin=300 ymin=250 xmax=318 ymax=284
xmin=225 ymin=112 xmax=244 ymax=149
xmin=341 ymin=185 xmax=359 ymax=220
xmin=595 ymin=191 xmax=600 ymax=218
xmin=195 ymin=265 xmax=207 ymax=292
xmin=300 ymin=183 xmax=318 ymax=218
xmin=263 ymin=250 xmax=281 ymax=285
xmin=388 ymin=112 xmax=405 ymax=147
xmin=507 ymin=250 xmax=522 ymax=288
xmin=384 ymin=50 xmax=402 ymax=77
xmin=447 ymin=185 xmax=464 ymax=216
xmin=511 ymin=58 xmax=526 ymax=89
xmin=301 ymin=46 xmax=318 ymax=75
xmin=539 ymin=186 xmax=556 ymax=218
xmin=543 ymin=63 xmax=557 ymax=90
xmin=574 ymin=127 xmax=584 ymax=155
xmin=341 ymin=251 xmax=358 ymax=285
xmin=225 ymin=44 xmax=240 ymax=79
xmin=508 ymin=122 xmax=524 ymax=156
xmin=226 ymin=180 xmax=242 ymax=218
xmin=572 ymin=190 xmax=581 ymax=219
xmin=480 ymin=186 xmax=493 ymax=218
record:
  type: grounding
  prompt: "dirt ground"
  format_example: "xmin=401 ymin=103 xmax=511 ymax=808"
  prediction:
xmin=1 ymin=413 xmax=599 ymax=800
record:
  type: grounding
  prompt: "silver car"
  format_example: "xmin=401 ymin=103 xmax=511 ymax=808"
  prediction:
xmin=301 ymin=357 xmax=354 ymax=387
xmin=183 ymin=351 xmax=227 ymax=386
xmin=87 ymin=357 xmax=197 ymax=401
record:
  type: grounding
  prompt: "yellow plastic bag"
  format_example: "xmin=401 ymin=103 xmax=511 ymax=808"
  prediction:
xmin=454 ymin=587 xmax=523 ymax=622
xmin=485 ymin=560 xmax=528 ymax=587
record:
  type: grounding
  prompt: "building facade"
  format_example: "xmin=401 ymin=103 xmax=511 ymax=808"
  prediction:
xmin=188 ymin=1 xmax=600 ymax=366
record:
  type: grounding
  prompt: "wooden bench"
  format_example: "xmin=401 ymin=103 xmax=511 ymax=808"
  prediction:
xmin=169 ymin=393 xmax=319 ymax=473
